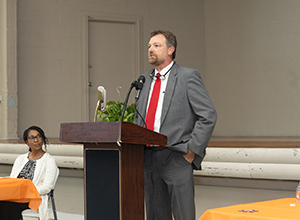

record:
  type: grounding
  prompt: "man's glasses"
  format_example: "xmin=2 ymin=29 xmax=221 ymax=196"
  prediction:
xmin=28 ymin=134 xmax=42 ymax=142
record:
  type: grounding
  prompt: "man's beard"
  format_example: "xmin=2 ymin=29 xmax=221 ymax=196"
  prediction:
xmin=148 ymin=54 xmax=157 ymax=65
xmin=149 ymin=54 xmax=164 ymax=66
xmin=149 ymin=59 xmax=158 ymax=65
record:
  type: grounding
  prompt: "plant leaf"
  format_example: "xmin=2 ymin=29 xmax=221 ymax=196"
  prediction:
xmin=97 ymin=101 xmax=136 ymax=123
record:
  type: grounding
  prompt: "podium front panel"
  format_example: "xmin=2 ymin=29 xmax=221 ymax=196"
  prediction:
xmin=85 ymin=149 xmax=120 ymax=220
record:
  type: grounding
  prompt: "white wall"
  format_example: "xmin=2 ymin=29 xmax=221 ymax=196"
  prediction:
xmin=205 ymin=0 xmax=300 ymax=137
xmin=2 ymin=0 xmax=300 ymax=139
xmin=16 ymin=0 xmax=205 ymax=138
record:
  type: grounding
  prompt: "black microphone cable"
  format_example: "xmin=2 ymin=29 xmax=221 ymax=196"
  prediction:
xmin=120 ymin=80 xmax=137 ymax=122
xmin=134 ymin=97 xmax=148 ymax=129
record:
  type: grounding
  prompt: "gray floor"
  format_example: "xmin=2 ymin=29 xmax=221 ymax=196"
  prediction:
xmin=23 ymin=211 xmax=84 ymax=220
xmin=23 ymin=184 xmax=295 ymax=220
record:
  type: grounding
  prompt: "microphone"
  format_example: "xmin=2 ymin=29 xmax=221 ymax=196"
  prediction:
xmin=120 ymin=76 xmax=146 ymax=122
xmin=94 ymin=86 xmax=106 ymax=122
xmin=135 ymin=75 xmax=145 ymax=100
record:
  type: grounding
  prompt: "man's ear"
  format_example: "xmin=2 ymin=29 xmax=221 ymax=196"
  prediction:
xmin=168 ymin=46 xmax=175 ymax=56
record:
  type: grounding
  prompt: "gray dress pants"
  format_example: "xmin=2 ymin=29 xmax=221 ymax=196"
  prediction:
xmin=144 ymin=148 xmax=195 ymax=220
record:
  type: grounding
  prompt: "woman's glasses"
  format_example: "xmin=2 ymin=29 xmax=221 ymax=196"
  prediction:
xmin=28 ymin=134 xmax=42 ymax=142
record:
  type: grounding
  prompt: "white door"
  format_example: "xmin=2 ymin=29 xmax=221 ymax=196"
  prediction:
xmin=88 ymin=20 xmax=138 ymax=122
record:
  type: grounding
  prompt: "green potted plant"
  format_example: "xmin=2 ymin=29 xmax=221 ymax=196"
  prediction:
xmin=97 ymin=101 xmax=136 ymax=123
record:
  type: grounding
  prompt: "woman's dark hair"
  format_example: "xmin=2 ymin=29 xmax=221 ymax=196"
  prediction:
xmin=23 ymin=126 xmax=48 ymax=152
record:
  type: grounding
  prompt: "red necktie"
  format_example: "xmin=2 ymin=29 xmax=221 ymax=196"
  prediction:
xmin=145 ymin=73 xmax=161 ymax=131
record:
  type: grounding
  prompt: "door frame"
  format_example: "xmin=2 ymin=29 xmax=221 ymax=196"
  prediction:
xmin=81 ymin=12 xmax=143 ymax=121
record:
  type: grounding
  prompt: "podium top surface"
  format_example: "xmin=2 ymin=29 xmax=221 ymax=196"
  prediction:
xmin=60 ymin=121 xmax=167 ymax=146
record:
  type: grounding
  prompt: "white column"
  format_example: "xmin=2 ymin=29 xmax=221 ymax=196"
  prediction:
xmin=0 ymin=0 xmax=18 ymax=139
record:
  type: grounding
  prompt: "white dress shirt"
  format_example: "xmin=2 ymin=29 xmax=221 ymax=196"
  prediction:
xmin=146 ymin=61 xmax=174 ymax=132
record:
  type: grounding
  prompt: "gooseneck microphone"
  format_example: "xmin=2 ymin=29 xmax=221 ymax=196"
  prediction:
xmin=135 ymin=75 xmax=145 ymax=100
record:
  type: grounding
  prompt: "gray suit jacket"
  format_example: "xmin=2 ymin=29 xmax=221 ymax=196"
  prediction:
xmin=134 ymin=63 xmax=217 ymax=170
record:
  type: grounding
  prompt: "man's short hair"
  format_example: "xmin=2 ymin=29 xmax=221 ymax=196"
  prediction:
xmin=150 ymin=30 xmax=177 ymax=59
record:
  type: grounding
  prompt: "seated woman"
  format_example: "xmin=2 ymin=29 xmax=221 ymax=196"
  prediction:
xmin=1 ymin=126 xmax=58 ymax=220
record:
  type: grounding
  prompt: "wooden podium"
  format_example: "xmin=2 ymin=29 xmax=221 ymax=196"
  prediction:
xmin=59 ymin=121 xmax=167 ymax=220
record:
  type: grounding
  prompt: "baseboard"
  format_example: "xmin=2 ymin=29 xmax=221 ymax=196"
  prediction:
xmin=194 ymin=176 xmax=298 ymax=191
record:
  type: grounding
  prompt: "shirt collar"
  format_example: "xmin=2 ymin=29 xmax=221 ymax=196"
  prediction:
xmin=155 ymin=61 xmax=174 ymax=76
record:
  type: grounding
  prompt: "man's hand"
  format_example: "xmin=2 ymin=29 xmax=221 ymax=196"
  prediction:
xmin=183 ymin=149 xmax=195 ymax=163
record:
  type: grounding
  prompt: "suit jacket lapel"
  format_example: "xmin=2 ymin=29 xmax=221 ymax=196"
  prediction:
xmin=160 ymin=64 xmax=178 ymax=127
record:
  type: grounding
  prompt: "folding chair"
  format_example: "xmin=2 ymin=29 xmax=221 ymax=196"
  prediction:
xmin=22 ymin=167 xmax=60 ymax=220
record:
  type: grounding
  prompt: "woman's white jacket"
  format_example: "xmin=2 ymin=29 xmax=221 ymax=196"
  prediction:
xmin=10 ymin=152 xmax=58 ymax=220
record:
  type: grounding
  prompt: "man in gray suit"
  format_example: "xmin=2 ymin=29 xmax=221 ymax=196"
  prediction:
xmin=134 ymin=30 xmax=217 ymax=220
